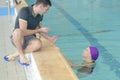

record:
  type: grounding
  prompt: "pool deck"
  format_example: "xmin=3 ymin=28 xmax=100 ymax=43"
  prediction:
xmin=0 ymin=0 xmax=27 ymax=80
xmin=0 ymin=0 xmax=78 ymax=80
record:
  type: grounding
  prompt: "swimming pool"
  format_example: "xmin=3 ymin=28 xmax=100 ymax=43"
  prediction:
xmin=26 ymin=0 xmax=120 ymax=80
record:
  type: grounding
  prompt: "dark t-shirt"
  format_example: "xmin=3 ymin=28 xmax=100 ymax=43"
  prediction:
xmin=14 ymin=5 xmax=43 ymax=30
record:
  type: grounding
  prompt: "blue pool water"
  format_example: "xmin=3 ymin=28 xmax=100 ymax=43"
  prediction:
xmin=26 ymin=0 xmax=120 ymax=80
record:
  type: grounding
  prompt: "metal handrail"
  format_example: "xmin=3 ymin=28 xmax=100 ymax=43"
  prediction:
xmin=6 ymin=0 xmax=11 ymax=25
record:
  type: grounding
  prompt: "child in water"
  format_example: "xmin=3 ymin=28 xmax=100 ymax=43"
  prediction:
xmin=67 ymin=46 xmax=99 ymax=77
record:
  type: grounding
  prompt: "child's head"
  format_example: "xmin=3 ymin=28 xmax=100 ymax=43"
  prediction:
xmin=82 ymin=46 xmax=99 ymax=62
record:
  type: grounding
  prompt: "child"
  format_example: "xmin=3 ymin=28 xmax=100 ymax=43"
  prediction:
xmin=67 ymin=46 xmax=99 ymax=77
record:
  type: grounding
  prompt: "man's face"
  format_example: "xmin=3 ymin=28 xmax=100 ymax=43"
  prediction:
xmin=38 ymin=4 xmax=50 ymax=15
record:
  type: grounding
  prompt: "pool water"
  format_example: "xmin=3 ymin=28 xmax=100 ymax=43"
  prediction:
xmin=26 ymin=0 xmax=120 ymax=80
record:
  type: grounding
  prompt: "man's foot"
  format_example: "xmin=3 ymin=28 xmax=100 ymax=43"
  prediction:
xmin=18 ymin=56 xmax=29 ymax=66
xmin=4 ymin=55 xmax=17 ymax=62
xmin=49 ymin=36 xmax=57 ymax=43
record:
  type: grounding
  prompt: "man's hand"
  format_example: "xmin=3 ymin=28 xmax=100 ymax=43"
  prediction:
xmin=37 ymin=27 xmax=50 ymax=33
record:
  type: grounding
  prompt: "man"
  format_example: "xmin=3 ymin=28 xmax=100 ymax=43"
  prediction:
xmin=4 ymin=0 xmax=57 ymax=66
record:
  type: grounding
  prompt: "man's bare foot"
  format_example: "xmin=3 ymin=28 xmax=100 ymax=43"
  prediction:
xmin=49 ymin=36 xmax=57 ymax=43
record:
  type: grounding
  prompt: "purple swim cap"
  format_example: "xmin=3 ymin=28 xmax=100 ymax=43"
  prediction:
xmin=89 ymin=46 xmax=99 ymax=61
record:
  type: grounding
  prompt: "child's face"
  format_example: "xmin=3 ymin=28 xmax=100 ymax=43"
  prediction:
xmin=82 ymin=47 xmax=93 ymax=62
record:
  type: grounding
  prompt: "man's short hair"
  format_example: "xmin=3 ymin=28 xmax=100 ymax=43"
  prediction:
xmin=35 ymin=0 xmax=52 ymax=6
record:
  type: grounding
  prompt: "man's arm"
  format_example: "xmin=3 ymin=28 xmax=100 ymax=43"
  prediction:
xmin=36 ymin=22 xmax=50 ymax=39
xmin=39 ymin=29 xmax=57 ymax=44
xmin=37 ymin=22 xmax=57 ymax=43
xmin=19 ymin=20 xmax=49 ymax=36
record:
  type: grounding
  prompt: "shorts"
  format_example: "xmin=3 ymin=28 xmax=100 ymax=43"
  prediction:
xmin=10 ymin=35 xmax=38 ymax=49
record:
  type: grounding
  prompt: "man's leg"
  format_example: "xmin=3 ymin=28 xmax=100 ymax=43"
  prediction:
xmin=12 ymin=29 xmax=25 ymax=62
xmin=12 ymin=39 xmax=42 ymax=58
xmin=12 ymin=29 xmax=42 ymax=63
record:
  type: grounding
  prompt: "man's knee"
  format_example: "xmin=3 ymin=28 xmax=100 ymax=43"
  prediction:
xmin=12 ymin=29 xmax=23 ymax=37
xmin=11 ymin=29 xmax=24 ymax=44
xmin=30 ymin=39 xmax=42 ymax=51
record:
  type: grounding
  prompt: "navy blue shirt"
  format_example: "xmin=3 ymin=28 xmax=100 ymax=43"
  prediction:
xmin=14 ymin=5 xmax=43 ymax=30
